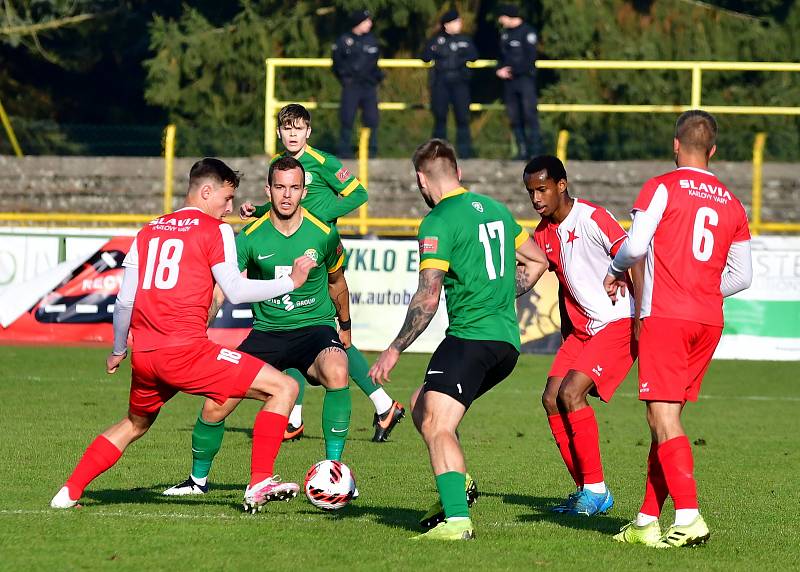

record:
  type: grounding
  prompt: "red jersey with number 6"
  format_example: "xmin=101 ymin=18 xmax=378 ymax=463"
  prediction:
xmin=633 ymin=166 xmax=750 ymax=327
xmin=123 ymin=207 xmax=236 ymax=352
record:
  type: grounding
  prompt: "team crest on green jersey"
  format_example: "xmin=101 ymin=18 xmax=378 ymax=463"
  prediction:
xmin=304 ymin=248 xmax=319 ymax=262
xmin=305 ymin=172 xmax=313 ymax=185
xmin=472 ymin=201 xmax=484 ymax=213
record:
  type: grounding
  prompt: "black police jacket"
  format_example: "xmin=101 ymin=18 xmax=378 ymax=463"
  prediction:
xmin=498 ymin=23 xmax=538 ymax=78
xmin=421 ymin=32 xmax=478 ymax=83
xmin=332 ymin=31 xmax=384 ymax=86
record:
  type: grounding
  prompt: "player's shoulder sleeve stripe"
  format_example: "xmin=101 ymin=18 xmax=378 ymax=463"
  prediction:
xmin=302 ymin=208 xmax=332 ymax=235
xmin=420 ymin=258 xmax=449 ymax=272
xmin=515 ymin=228 xmax=529 ymax=249
xmin=304 ymin=146 xmax=326 ymax=165
xmin=341 ymin=178 xmax=362 ymax=196
xmin=328 ymin=252 xmax=345 ymax=273
xmin=244 ymin=212 xmax=271 ymax=236
xmin=218 ymin=223 xmax=238 ymax=265
xmin=269 ymin=153 xmax=282 ymax=164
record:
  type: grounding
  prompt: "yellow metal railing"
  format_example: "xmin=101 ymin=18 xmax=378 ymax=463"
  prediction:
xmin=162 ymin=124 xmax=176 ymax=213
xmin=0 ymin=96 xmax=23 ymax=157
xmin=0 ymin=129 xmax=794 ymax=234
xmin=264 ymin=57 xmax=800 ymax=155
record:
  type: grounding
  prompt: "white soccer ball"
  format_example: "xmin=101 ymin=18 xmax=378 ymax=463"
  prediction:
xmin=304 ymin=460 xmax=356 ymax=511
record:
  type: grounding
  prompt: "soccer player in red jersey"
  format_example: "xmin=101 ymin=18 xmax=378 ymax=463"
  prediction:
xmin=50 ymin=158 xmax=316 ymax=513
xmin=605 ymin=111 xmax=753 ymax=547
xmin=526 ymin=155 xmax=640 ymax=516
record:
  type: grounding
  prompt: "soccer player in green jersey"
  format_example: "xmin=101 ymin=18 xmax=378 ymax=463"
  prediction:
xmin=240 ymin=104 xmax=404 ymax=443
xmin=370 ymin=139 xmax=549 ymax=540
xmin=163 ymin=157 xmax=353 ymax=497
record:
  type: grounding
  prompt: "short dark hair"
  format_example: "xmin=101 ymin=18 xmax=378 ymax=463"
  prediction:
xmin=268 ymin=156 xmax=305 ymax=186
xmin=189 ymin=158 xmax=240 ymax=190
xmin=412 ymin=138 xmax=458 ymax=179
xmin=278 ymin=104 xmax=311 ymax=128
xmin=675 ymin=110 xmax=717 ymax=154
xmin=523 ymin=155 xmax=567 ymax=184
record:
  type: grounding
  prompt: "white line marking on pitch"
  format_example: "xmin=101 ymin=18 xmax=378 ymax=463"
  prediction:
xmin=0 ymin=509 xmax=529 ymax=527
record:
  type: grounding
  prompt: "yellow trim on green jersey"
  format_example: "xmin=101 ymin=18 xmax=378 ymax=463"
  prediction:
xmin=304 ymin=145 xmax=326 ymax=164
xmin=341 ymin=178 xmax=361 ymax=196
xmin=420 ymin=258 xmax=450 ymax=272
xmin=244 ymin=212 xmax=272 ymax=236
xmin=441 ymin=186 xmax=468 ymax=201
xmin=515 ymin=228 xmax=529 ymax=249
xmin=270 ymin=153 xmax=281 ymax=162
xmin=328 ymin=252 xmax=345 ymax=273
xmin=302 ymin=208 xmax=332 ymax=235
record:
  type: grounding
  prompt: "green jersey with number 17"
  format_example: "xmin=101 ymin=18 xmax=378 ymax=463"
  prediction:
xmin=236 ymin=209 xmax=345 ymax=331
xmin=418 ymin=187 xmax=529 ymax=349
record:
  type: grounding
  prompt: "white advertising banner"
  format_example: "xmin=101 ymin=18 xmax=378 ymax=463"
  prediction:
xmin=341 ymin=238 xmax=449 ymax=352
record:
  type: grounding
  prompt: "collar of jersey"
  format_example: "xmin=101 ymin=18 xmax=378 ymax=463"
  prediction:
xmin=440 ymin=186 xmax=467 ymax=201
xmin=265 ymin=210 xmax=306 ymax=238
xmin=677 ymin=166 xmax=714 ymax=176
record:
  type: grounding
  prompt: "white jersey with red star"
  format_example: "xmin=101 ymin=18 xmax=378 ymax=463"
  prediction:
xmin=534 ymin=199 xmax=633 ymax=338
xmin=123 ymin=207 xmax=235 ymax=352
xmin=632 ymin=166 xmax=750 ymax=327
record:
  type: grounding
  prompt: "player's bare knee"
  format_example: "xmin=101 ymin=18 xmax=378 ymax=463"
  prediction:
xmin=557 ymin=382 xmax=582 ymax=411
xmin=541 ymin=390 xmax=559 ymax=415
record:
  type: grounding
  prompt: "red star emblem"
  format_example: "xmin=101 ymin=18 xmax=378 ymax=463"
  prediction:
xmin=567 ymin=229 xmax=579 ymax=243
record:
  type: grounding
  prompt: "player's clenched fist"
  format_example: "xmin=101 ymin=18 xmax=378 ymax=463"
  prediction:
xmin=106 ymin=351 xmax=127 ymax=374
xmin=239 ymin=201 xmax=256 ymax=219
xmin=289 ymin=255 xmax=316 ymax=288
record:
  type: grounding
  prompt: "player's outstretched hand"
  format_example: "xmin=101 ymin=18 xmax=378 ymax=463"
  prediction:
xmin=603 ymin=272 xmax=627 ymax=304
xmin=289 ymin=255 xmax=316 ymax=288
xmin=106 ymin=351 xmax=127 ymax=374
xmin=369 ymin=347 xmax=400 ymax=385
xmin=239 ymin=201 xmax=256 ymax=219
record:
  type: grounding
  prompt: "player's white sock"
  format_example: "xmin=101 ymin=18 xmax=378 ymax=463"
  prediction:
xmin=191 ymin=475 xmax=207 ymax=487
xmin=674 ymin=508 xmax=700 ymax=526
xmin=369 ymin=388 xmax=393 ymax=415
xmin=583 ymin=481 xmax=606 ymax=494
xmin=289 ymin=405 xmax=303 ymax=427
xmin=636 ymin=512 xmax=659 ymax=526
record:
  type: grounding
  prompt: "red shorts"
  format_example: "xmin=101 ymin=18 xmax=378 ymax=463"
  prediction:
xmin=548 ymin=318 xmax=637 ymax=402
xmin=128 ymin=339 xmax=265 ymax=417
xmin=638 ymin=317 xmax=723 ymax=403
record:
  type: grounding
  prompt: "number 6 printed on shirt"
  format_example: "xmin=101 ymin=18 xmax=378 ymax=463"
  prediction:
xmin=692 ymin=207 xmax=718 ymax=262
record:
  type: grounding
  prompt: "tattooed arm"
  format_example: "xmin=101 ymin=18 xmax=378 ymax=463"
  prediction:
xmin=514 ymin=237 xmax=548 ymax=297
xmin=369 ymin=268 xmax=445 ymax=384
xmin=327 ymin=267 xmax=352 ymax=348
xmin=207 ymin=284 xmax=226 ymax=328
xmin=390 ymin=268 xmax=445 ymax=353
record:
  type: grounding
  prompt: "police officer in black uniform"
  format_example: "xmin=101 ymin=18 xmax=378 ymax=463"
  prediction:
xmin=496 ymin=4 xmax=541 ymax=159
xmin=332 ymin=9 xmax=383 ymax=158
xmin=421 ymin=9 xmax=478 ymax=159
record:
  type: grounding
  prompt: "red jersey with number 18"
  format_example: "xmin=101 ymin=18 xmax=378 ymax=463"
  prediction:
xmin=633 ymin=166 xmax=750 ymax=327
xmin=123 ymin=207 xmax=235 ymax=352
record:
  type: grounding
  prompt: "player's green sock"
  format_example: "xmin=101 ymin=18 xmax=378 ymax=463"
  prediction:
xmin=286 ymin=368 xmax=306 ymax=405
xmin=435 ymin=471 xmax=470 ymax=519
xmin=345 ymin=345 xmax=378 ymax=396
xmin=322 ymin=386 xmax=351 ymax=460
xmin=191 ymin=415 xmax=225 ymax=480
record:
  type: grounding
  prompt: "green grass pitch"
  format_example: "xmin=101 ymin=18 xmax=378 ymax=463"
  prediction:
xmin=0 ymin=346 xmax=798 ymax=571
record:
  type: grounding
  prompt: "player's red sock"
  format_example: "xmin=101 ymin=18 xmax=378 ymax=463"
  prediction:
xmin=657 ymin=435 xmax=698 ymax=509
xmin=640 ymin=441 xmax=669 ymax=516
xmin=565 ymin=406 xmax=604 ymax=485
xmin=250 ymin=410 xmax=288 ymax=487
xmin=547 ymin=413 xmax=581 ymax=487
xmin=64 ymin=435 xmax=123 ymax=499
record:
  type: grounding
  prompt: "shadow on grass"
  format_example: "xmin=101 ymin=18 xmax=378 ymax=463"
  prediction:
xmin=83 ymin=483 xmax=246 ymax=508
xmin=294 ymin=503 xmax=424 ymax=532
xmin=482 ymin=491 xmax=628 ymax=534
